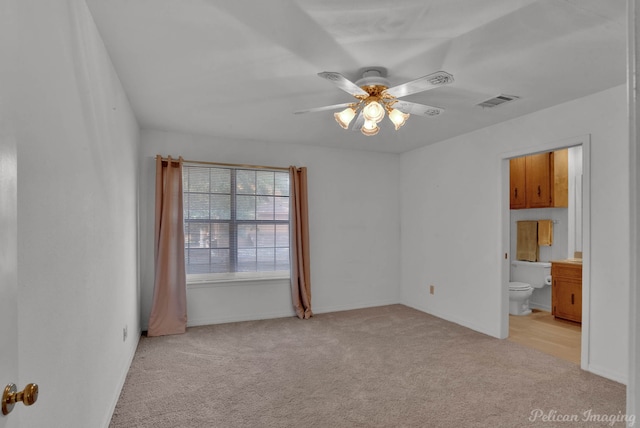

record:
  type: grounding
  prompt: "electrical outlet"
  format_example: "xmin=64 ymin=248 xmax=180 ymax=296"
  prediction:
xmin=123 ymin=325 xmax=128 ymax=342
xmin=429 ymin=285 xmax=435 ymax=295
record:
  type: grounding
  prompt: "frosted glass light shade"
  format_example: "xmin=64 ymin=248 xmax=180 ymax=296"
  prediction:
xmin=334 ymin=107 xmax=357 ymax=129
xmin=361 ymin=119 xmax=379 ymax=136
xmin=362 ymin=101 xmax=385 ymax=123
xmin=388 ymin=109 xmax=410 ymax=130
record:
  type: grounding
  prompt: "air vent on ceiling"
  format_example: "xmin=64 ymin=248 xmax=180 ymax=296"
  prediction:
xmin=477 ymin=94 xmax=519 ymax=108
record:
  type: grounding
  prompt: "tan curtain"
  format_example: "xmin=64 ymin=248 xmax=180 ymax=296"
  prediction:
xmin=148 ymin=155 xmax=187 ymax=336
xmin=289 ymin=166 xmax=312 ymax=319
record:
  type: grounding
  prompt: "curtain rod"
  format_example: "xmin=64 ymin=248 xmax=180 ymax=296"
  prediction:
xmin=158 ymin=156 xmax=292 ymax=172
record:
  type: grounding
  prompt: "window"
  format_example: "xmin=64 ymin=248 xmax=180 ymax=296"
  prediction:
xmin=183 ymin=165 xmax=290 ymax=281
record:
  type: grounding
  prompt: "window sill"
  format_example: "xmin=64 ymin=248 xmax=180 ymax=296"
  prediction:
xmin=187 ymin=272 xmax=290 ymax=288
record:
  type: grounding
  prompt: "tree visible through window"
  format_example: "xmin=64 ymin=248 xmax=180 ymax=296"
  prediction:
xmin=183 ymin=165 xmax=290 ymax=278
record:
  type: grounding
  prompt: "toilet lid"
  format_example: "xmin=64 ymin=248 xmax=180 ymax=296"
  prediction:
xmin=509 ymin=281 xmax=532 ymax=291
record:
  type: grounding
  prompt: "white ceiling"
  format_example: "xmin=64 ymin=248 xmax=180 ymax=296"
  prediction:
xmin=85 ymin=0 xmax=627 ymax=154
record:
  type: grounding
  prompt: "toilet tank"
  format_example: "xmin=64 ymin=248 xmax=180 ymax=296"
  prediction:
xmin=510 ymin=261 xmax=551 ymax=288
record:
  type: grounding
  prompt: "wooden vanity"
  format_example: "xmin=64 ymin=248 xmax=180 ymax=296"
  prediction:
xmin=551 ymin=259 xmax=582 ymax=323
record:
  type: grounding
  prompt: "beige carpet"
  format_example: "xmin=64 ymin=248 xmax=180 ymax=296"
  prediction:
xmin=110 ymin=305 xmax=627 ymax=427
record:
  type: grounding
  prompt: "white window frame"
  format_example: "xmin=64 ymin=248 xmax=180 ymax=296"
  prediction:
xmin=182 ymin=164 xmax=291 ymax=284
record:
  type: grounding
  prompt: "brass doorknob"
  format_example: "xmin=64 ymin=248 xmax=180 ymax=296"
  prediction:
xmin=2 ymin=383 xmax=38 ymax=415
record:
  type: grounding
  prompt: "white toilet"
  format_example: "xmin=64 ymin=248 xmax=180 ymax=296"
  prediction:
xmin=509 ymin=261 xmax=552 ymax=316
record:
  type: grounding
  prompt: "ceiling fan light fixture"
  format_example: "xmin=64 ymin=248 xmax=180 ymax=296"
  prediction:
xmin=300 ymin=68 xmax=454 ymax=137
xmin=388 ymin=108 xmax=410 ymax=130
xmin=362 ymin=100 xmax=385 ymax=123
xmin=334 ymin=107 xmax=357 ymax=129
xmin=361 ymin=119 xmax=379 ymax=136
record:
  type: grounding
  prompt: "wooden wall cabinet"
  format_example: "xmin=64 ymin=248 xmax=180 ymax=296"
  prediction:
xmin=551 ymin=261 xmax=582 ymax=323
xmin=509 ymin=156 xmax=527 ymax=209
xmin=509 ymin=149 xmax=568 ymax=209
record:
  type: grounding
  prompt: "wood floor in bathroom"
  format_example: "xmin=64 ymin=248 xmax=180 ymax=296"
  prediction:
xmin=508 ymin=309 xmax=581 ymax=365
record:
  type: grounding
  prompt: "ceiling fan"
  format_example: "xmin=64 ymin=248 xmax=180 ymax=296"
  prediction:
xmin=294 ymin=67 xmax=454 ymax=136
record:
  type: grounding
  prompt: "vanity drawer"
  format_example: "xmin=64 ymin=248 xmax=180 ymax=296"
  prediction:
xmin=551 ymin=263 xmax=582 ymax=280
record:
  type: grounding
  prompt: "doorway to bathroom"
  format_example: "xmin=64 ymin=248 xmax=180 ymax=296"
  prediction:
xmin=500 ymin=134 xmax=590 ymax=368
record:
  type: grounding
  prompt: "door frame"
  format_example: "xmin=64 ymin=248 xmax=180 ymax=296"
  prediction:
xmin=0 ymin=0 xmax=19 ymax=424
xmin=0 ymin=105 xmax=19 ymax=428
xmin=628 ymin=0 xmax=639 ymax=418
xmin=500 ymin=134 xmax=591 ymax=370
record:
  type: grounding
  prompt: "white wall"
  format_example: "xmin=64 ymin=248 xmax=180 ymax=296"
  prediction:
xmin=10 ymin=1 xmax=140 ymax=426
xmin=139 ymin=129 xmax=401 ymax=330
xmin=400 ymin=85 xmax=629 ymax=383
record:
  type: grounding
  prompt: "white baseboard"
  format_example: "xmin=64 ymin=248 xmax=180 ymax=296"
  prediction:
xmin=586 ymin=363 xmax=628 ymax=385
xmin=402 ymin=300 xmax=501 ymax=338
xmin=311 ymin=298 xmax=401 ymax=315
xmin=529 ymin=302 xmax=551 ymax=312
xmin=186 ymin=298 xmax=401 ymax=327
xmin=102 ymin=332 xmax=141 ymax=428
xmin=187 ymin=309 xmax=297 ymax=327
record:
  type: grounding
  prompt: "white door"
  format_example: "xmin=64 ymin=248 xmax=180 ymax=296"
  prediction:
xmin=0 ymin=118 xmax=19 ymax=428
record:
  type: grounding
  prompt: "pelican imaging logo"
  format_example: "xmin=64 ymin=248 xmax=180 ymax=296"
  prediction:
xmin=529 ymin=409 xmax=635 ymax=426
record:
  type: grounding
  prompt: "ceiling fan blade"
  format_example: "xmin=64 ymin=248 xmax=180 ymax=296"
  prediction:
xmin=385 ymin=71 xmax=454 ymax=98
xmin=351 ymin=111 xmax=364 ymax=131
xmin=318 ymin=72 xmax=369 ymax=97
xmin=294 ymin=102 xmax=355 ymax=115
xmin=393 ymin=100 xmax=444 ymax=117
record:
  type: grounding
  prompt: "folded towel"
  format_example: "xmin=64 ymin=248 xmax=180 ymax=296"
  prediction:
xmin=516 ymin=221 xmax=538 ymax=261
xmin=538 ymin=220 xmax=553 ymax=246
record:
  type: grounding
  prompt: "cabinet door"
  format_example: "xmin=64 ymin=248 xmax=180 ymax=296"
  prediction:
xmin=552 ymin=148 xmax=568 ymax=207
xmin=553 ymin=277 xmax=582 ymax=323
xmin=509 ymin=157 xmax=527 ymax=209
xmin=525 ymin=152 xmax=552 ymax=208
